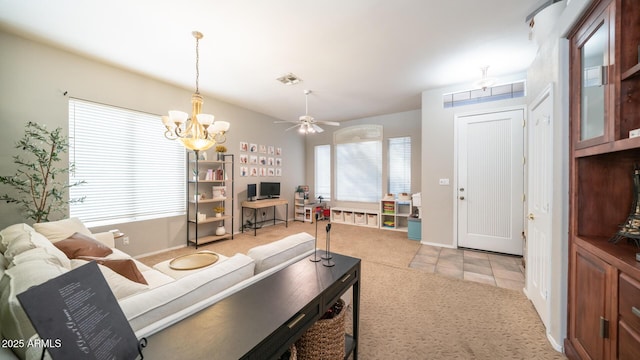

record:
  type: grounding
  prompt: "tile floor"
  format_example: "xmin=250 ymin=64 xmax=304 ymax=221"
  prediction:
xmin=409 ymin=245 xmax=525 ymax=291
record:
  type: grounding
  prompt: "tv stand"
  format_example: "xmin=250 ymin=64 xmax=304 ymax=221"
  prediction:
xmin=241 ymin=199 xmax=288 ymax=236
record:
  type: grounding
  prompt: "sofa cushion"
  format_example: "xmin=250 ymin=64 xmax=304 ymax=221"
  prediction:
xmin=0 ymin=260 xmax=67 ymax=359
xmin=53 ymin=232 xmax=113 ymax=259
xmin=3 ymin=231 xmax=71 ymax=269
xmin=9 ymin=247 xmax=70 ymax=271
xmin=33 ymin=217 xmax=92 ymax=243
xmin=120 ymin=253 xmax=255 ymax=333
xmin=79 ymin=256 xmax=147 ymax=285
xmin=69 ymin=259 xmax=149 ymax=300
xmin=247 ymin=232 xmax=315 ymax=273
xmin=0 ymin=223 xmax=36 ymax=254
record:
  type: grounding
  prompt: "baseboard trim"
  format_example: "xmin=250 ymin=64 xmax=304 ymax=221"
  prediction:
xmin=420 ymin=240 xmax=456 ymax=249
xmin=134 ymin=244 xmax=186 ymax=259
xmin=547 ymin=332 xmax=564 ymax=353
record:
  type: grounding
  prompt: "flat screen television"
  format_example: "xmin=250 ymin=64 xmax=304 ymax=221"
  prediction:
xmin=260 ymin=182 xmax=280 ymax=199
xmin=247 ymin=183 xmax=257 ymax=201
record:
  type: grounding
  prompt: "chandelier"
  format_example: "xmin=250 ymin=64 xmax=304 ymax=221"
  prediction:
xmin=161 ymin=31 xmax=229 ymax=152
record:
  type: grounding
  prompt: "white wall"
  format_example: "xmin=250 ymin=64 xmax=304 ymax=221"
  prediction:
xmin=304 ymin=110 xmax=421 ymax=211
xmin=0 ymin=30 xmax=305 ymax=256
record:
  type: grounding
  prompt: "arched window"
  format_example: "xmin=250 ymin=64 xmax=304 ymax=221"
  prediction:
xmin=333 ymin=125 xmax=382 ymax=202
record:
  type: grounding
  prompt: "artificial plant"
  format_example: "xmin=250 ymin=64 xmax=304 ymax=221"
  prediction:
xmin=0 ymin=121 xmax=85 ymax=223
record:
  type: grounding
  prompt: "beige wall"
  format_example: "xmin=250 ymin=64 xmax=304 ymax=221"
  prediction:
xmin=0 ymin=30 xmax=305 ymax=256
xmin=304 ymin=110 xmax=421 ymax=211
xmin=523 ymin=0 xmax=592 ymax=351
xmin=420 ymin=73 xmax=529 ymax=248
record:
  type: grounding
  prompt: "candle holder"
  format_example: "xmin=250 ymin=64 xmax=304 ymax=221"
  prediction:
xmin=309 ymin=212 xmax=321 ymax=262
xmin=322 ymin=223 xmax=335 ymax=267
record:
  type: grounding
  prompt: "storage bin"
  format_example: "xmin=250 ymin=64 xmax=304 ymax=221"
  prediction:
xmin=367 ymin=214 xmax=378 ymax=227
xmin=295 ymin=299 xmax=346 ymax=360
xmin=343 ymin=211 xmax=353 ymax=223
xmin=354 ymin=212 xmax=365 ymax=224
xmin=408 ymin=217 xmax=421 ymax=240
xmin=332 ymin=210 xmax=343 ymax=222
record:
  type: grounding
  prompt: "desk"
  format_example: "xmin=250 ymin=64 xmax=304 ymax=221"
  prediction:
xmin=143 ymin=253 xmax=361 ymax=360
xmin=241 ymin=199 xmax=288 ymax=236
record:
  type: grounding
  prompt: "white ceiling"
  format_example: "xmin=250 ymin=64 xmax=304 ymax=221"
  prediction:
xmin=0 ymin=0 xmax=546 ymax=123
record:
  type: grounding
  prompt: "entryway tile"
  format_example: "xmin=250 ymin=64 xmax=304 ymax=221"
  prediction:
xmin=409 ymin=245 xmax=525 ymax=291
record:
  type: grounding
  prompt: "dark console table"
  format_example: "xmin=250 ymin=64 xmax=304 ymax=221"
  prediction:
xmin=143 ymin=252 xmax=361 ymax=359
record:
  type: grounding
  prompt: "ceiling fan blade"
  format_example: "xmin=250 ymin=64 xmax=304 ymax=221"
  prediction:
xmin=317 ymin=121 xmax=340 ymax=126
xmin=311 ymin=124 xmax=324 ymax=133
xmin=274 ymin=120 xmax=299 ymax=124
xmin=285 ymin=124 xmax=301 ymax=131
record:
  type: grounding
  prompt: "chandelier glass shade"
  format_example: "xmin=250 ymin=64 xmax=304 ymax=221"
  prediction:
xmin=162 ymin=31 xmax=230 ymax=152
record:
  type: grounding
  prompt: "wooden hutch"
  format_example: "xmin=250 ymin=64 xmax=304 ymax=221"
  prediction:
xmin=566 ymin=0 xmax=640 ymax=359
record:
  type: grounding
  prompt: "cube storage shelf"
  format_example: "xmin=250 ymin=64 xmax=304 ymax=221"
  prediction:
xmin=330 ymin=207 xmax=379 ymax=228
xmin=380 ymin=200 xmax=412 ymax=232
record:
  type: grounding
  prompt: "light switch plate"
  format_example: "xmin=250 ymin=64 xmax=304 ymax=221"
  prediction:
xmin=439 ymin=178 xmax=449 ymax=185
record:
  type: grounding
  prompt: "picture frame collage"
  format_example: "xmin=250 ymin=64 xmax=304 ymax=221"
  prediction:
xmin=238 ymin=141 xmax=282 ymax=177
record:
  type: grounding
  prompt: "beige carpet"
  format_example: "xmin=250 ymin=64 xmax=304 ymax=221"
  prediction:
xmin=139 ymin=221 xmax=565 ymax=360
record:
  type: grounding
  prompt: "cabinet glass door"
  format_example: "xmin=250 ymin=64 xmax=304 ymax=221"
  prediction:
xmin=579 ymin=22 xmax=607 ymax=142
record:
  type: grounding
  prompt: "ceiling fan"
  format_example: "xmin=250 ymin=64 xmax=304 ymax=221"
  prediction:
xmin=274 ymin=90 xmax=339 ymax=134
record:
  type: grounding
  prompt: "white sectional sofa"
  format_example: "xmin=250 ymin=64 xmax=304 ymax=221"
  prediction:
xmin=0 ymin=218 xmax=315 ymax=360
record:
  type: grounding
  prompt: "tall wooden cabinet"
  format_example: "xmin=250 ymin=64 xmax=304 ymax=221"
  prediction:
xmin=566 ymin=0 xmax=640 ymax=359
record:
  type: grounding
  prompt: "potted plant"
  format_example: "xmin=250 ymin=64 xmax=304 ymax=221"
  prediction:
xmin=214 ymin=206 xmax=225 ymax=217
xmin=192 ymin=168 xmax=199 ymax=181
xmin=215 ymin=145 xmax=227 ymax=161
xmin=0 ymin=122 xmax=85 ymax=223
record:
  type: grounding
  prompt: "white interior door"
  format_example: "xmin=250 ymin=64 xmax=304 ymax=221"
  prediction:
xmin=457 ymin=109 xmax=524 ymax=255
xmin=525 ymin=85 xmax=554 ymax=329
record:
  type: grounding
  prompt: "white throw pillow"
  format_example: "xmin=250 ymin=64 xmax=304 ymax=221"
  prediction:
xmin=33 ymin=217 xmax=93 ymax=243
xmin=0 ymin=223 xmax=36 ymax=254
xmin=10 ymin=247 xmax=69 ymax=270
xmin=247 ymin=232 xmax=315 ymax=273
xmin=3 ymin=231 xmax=71 ymax=268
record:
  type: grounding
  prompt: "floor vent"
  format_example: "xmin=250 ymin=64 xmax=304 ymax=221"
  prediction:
xmin=443 ymin=80 xmax=525 ymax=108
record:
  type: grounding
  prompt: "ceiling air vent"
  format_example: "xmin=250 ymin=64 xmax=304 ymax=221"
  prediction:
xmin=276 ymin=73 xmax=302 ymax=85
xmin=443 ymin=80 xmax=526 ymax=108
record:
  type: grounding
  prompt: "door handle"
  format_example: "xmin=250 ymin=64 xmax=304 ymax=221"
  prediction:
xmin=528 ymin=213 xmax=535 ymax=220
xmin=459 ymin=196 xmax=465 ymax=200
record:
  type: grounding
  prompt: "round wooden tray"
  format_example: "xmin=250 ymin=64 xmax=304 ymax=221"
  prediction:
xmin=169 ymin=251 xmax=219 ymax=270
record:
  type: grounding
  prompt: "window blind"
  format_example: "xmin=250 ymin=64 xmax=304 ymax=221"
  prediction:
xmin=69 ymin=98 xmax=186 ymax=226
xmin=336 ymin=140 xmax=381 ymax=202
xmin=388 ymin=137 xmax=411 ymax=194
xmin=314 ymin=144 xmax=331 ymax=200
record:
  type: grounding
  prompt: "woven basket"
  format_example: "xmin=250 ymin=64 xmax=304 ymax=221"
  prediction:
xmin=295 ymin=300 xmax=346 ymax=360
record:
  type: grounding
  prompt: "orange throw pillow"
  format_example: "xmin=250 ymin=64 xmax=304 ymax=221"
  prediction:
xmin=80 ymin=257 xmax=148 ymax=285
xmin=54 ymin=232 xmax=113 ymax=259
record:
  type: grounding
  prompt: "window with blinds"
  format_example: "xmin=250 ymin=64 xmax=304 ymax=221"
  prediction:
xmin=68 ymin=98 xmax=186 ymax=227
xmin=388 ymin=137 xmax=411 ymax=194
xmin=314 ymin=144 xmax=331 ymax=200
xmin=334 ymin=125 xmax=382 ymax=202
